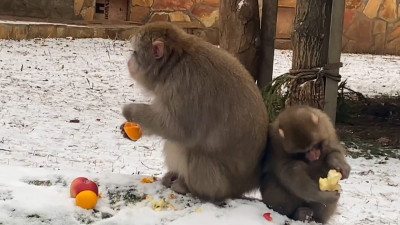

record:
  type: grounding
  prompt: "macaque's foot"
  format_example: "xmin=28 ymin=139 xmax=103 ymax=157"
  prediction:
xmin=161 ymin=172 xmax=178 ymax=188
xmin=171 ymin=177 xmax=189 ymax=195
xmin=293 ymin=207 xmax=314 ymax=222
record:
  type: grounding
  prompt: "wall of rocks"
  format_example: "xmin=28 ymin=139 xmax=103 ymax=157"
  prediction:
xmin=2 ymin=0 xmax=400 ymax=55
xmin=275 ymin=0 xmax=400 ymax=55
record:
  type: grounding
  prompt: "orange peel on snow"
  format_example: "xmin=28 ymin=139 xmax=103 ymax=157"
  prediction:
xmin=123 ymin=122 xmax=142 ymax=141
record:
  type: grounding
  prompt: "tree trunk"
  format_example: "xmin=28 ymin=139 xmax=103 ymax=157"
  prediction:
xmin=219 ymin=0 xmax=261 ymax=80
xmin=286 ymin=0 xmax=333 ymax=109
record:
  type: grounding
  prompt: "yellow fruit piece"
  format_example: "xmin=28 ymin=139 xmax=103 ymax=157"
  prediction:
xmin=76 ymin=190 xmax=98 ymax=209
xmin=152 ymin=198 xmax=168 ymax=211
xmin=141 ymin=177 xmax=155 ymax=183
xmin=319 ymin=169 xmax=342 ymax=191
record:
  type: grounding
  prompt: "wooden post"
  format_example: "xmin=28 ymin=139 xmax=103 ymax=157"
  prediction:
xmin=257 ymin=0 xmax=278 ymax=89
xmin=324 ymin=0 xmax=345 ymax=124
xmin=219 ymin=0 xmax=261 ymax=80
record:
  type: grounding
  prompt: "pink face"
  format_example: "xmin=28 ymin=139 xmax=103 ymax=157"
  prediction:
xmin=306 ymin=147 xmax=321 ymax=161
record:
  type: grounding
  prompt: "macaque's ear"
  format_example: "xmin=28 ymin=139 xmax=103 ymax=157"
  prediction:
xmin=152 ymin=40 xmax=164 ymax=59
xmin=279 ymin=129 xmax=285 ymax=139
xmin=311 ymin=113 xmax=319 ymax=124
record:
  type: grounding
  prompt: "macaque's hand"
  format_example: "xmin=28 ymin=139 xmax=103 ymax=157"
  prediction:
xmin=326 ymin=151 xmax=351 ymax=179
xmin=317 ymin=189 xmax=340 ymax=204
xmin=122 ymin=103 xmax=149 ymax=123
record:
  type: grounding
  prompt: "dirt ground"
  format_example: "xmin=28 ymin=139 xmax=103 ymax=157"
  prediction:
xmin=336 ymin=93 xmax=400 ymax=158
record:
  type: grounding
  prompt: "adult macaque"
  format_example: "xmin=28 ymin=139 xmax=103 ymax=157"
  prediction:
xmin=260 ymin=105 xmax=350 ymax=223
xmin=122 ymin=22 xmax=269 ymax=203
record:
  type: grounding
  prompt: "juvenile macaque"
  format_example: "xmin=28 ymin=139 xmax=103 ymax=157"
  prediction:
xmin=122 ymin=22 xmax=269 ymax=203
xmin=260 ymin=105 xmax=350 ymax=223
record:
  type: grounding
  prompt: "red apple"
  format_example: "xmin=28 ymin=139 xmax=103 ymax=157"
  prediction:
xmin=70 ymin=177 xmax=98 ymax=198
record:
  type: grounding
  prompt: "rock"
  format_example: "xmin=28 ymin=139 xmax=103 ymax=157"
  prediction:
xmin=191 ymin=4 xmax=219 ymax=27
xmin=373 ymin=20 xmax=387 ymax=34
xmin=27 ymin=26 xmax=57 ymax=39
xmin=81 ymin=7 xmax=95 ymax=21
xmin=153 ymin=0 xmax=193 ymax=11
xmin=388 ymin=24 xmax=400 ymax=42
xmin=345 ymin=0 xmax=362 ymax=10
xmin=149 ymin=13 xmax=170 ymax=22
xmin=278 ymin=0 xmax=296 ymax=8
xmin=379 ymin=0 xmax=397 ymax=22
xmin=11 ymin=25 xmax=28 ymax=40
xmin=363 ymin=0 xmax=382 ymax=19
xmin=169 ymin=11 xmax=191 ymax=22
xmin=343 ymin=9 xmax=357 ymax=31
xmin=0 ymin=25 xmax=10 ymax=39
xmin=374 ymin=33 xmax=386 ymax=54
xmin=129 ymin=6 xmax=151 ymax=23
xmin=132 ymin=0 xmax=154 ymax=7
xmin=385 ymin=37 xmax=400 ymax=54
xmin=203 ymin=0 xmax=219 ymax=7
xmin=74 ymin=0 xmax=84 ymax=15
xmin=345 ymin=15 xmax=373 ymax=47
xmin=84 ymin=0 xmax=95 ymax=7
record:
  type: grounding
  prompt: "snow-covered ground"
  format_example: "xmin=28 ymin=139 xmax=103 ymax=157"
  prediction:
xmin=0 ymin=38 xmax=399 ymax=225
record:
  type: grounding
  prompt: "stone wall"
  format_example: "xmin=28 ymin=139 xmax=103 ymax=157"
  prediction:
xmin=0 ymin=0 xmax=79 ymax=20
xmin=275 ymin=0 xmax=400 ymax=55
xmin=128 ymin=0 xmax=219 ymax=28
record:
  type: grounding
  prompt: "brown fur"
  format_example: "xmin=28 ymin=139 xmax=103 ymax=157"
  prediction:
xmin=122 ymin=22 xmax=269 ymax=203
xmin=260 ymin=105 xmax=351 ymax=223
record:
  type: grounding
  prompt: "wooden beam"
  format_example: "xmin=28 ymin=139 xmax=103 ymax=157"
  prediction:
xmin=257 ymin=0 xmax=278 ymax=89
xmin=324 ymin=0 xmax=345 ymax=124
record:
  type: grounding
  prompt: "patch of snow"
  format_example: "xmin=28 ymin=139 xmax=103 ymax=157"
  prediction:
xmin=0 ymin=38 xmax=399 ymax=224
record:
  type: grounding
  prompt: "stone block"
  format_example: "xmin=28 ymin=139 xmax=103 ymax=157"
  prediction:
xmin=388 ymin=24 xmax=400 ymax=41
xmin=276 ymin=7 xmax=295 ymax=39
xmin=379 ymin=0 xmax=397 ymax=22
xmin=169 ymin=11 xmax=191 ymax=22
xmin=278 ymin=0 xmax=296 ymax=8
xmin=11 ymin=25 xmax=28 ymax=40
xmin=153 ymin=0 xmax=193 ymax=10
xmin=84 ymin=0 xmax=95 ymax=7
xmin=363 ymin=0 xmax=382 ymax=19
xmin=57 ymin=27 xmax=65 ymax=38
xmin=130 ymin=6 xmax=151 ymax=23
xmin=74 ymin=0 xmax=84 ymax=15
xmin=27 ymin=25 xmax=57 ymax=39
xmin=203 ymin=0 xmax=219 ymax=7
xmin=385 ymin=37 xmax=400 ymax=54
xmin=374 ymin=33 xmax=386 ymax=54
xmin=149 ymin=13 xmax=170 ymax=22
xmin=81 ymin=7 xmax=95 ymax=21
xmin=191 ymin=4 xmax=219 ymax=27
xmin=373 ymin=20 xmax=387 ymax=34
xmin=132 ymin=0 xmax=154 ymax=7
xmin=0 ymin=25 xmax=11 ymax=39
xmin=345 ymin=0 xmax=362 ymax=10
xmin=64 ymin=27 xmax=94 ymax=38
xmin=345 ymin=15 xmax=373 ymax=46
xmin=343 ymin=9 xmax=357 ymax=31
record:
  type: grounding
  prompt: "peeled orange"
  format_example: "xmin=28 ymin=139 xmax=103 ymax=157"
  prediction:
xmin=123 ymin=122 xmax=142 ymax=141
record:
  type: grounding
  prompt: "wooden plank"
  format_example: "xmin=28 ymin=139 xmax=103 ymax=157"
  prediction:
xmin=324 ymin=0 xmax=345 ymax=124
xmin=257 ymin=0 xmax=278 ymax=89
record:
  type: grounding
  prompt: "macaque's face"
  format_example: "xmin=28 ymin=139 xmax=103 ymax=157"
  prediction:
xmin=127 ymin=28 xmax=167 ymax=85
xmin=278 ymin=111 xmax=323 ymax=162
